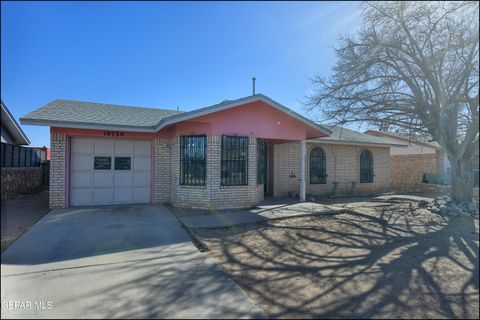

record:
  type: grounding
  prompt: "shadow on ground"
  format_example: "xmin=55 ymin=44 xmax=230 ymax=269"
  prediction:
xmin=194 ymin=198 xmax=479 ymax=319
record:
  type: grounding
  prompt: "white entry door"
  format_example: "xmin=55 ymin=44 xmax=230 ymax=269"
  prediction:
xmin=70 ymin=138 xmax=151 ymax=206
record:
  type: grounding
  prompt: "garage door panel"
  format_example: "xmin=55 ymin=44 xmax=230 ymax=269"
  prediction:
xmin=114 ymin=172 xmax=132 ymax=187
xmin=133 ymin=187 xmax=150 ymax=203
xmin=71 ymin=139 xmax=92 ymax=154
xmin=114 ymin=188 xmax=133 ymax=203
xmin=134 ymin=172 xmax=151 ymax=187
xmin=115 ymin=140 xmax=134 ymax=155
xmin=93 ymin=172 xmax=113 ymax=187
xmin=71 ymin=155 xmax=92 ymax=170
xmin=71 ymin=172 xmax=92 ymax=188
xmin=133 ymin=157 xmax=150 ymax=170
xmin=93 ymin=188 xmax=114 ymax=204
xmin=134 ymin=141 xmax=151 ymax=156
xmin=70 ymin=188 xmax=93 ymax=205
xmin=94 ymin=139 xmax=114 ymax=154
xmin=70 ymin=138 xmax=151 ymax=206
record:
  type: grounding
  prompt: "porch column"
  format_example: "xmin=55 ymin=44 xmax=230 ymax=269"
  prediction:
xmin=300 ymin=139 xmax=306 ymax=202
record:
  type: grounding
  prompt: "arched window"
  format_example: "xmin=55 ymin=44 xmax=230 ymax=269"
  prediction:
xmin=310 ymin=147 xmax=326 ymax=184
xmin=360 ymin=150 xmax=374 ymax=183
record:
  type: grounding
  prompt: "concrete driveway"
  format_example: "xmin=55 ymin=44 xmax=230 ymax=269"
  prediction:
xmin=1 ymin=204 xmax=263 ymax=319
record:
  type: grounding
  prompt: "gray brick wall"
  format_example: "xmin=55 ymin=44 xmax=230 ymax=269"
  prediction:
xmin=49 ymin=132 xmax=67 ymax=208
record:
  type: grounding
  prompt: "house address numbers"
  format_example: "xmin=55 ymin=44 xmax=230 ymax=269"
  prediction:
xmin=103 ymin=131 xmax=125 ymax=137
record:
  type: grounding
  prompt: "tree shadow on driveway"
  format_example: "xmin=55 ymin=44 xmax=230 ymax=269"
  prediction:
xmin=194 ymin=200 xmax=479 ymax=319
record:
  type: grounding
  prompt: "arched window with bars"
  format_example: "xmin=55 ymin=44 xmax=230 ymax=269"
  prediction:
xmin=360 ymin=149 xmax=374 ymax=183
xmin=309 ymin=146 xmax=326 ymax=184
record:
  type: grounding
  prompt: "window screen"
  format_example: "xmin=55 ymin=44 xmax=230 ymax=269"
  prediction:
xmin=310 ymin=147 xmax=326 ymax=184
xmin=221 ymin=136 xmax=248 ymax=186
xmin=360 ymin=149 xmax=374 ymax=183
xmin=115 ymin=157 xmax=131 ymax=170
xmin=180 ymin=135 xmax=206 ymax=185
xmin=94 ymin=157 xmax=111 ymax=170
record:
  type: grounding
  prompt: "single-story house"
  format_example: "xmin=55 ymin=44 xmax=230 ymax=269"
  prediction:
xmin=20 ymin=94 xmax=402 ymax=209
xmin=1 ymin=100 xmax=30 ymax=145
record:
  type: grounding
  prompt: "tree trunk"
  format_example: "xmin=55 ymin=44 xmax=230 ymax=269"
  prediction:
xmin=450 ymin=158 xmax=475 ymax=203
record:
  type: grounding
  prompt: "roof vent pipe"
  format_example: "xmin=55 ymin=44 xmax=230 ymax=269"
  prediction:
xmin=252 ymin=77 xmax=256 ymax=95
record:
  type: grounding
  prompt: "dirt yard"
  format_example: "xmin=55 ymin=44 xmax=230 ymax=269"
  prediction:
xmin=193 ymin=196 xmax=479 ymax=319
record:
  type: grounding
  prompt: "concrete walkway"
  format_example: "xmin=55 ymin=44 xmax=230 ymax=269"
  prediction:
xmin=1 ymin=204 xmax=263 ymax=319
xmin=171 ymin=198 xmax=345 ymax=229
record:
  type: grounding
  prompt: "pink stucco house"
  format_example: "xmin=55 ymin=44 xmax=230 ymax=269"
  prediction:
xmin=21 ymin=94 xmax=402 ymax=209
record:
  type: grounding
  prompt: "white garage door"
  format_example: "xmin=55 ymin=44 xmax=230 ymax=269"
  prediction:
xmin=70 ymin=138 xmax=151 ymax=206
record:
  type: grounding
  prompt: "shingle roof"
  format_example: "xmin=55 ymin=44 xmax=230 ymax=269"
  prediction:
xmin=310 ymin=126 xmax=407 ymax=147
xmin=364 ymin=130 xmax=441 ymax=149
xmin=20 ymin=95 xmax=332 ymax=137
xmin=20 ymin=99 xmax=182 ymax=129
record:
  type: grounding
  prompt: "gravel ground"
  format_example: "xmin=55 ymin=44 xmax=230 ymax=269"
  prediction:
xmin=1 ymin=189 xmax=49 ymax=252
xmin=193 ymin=196 xmax=479 ymax=319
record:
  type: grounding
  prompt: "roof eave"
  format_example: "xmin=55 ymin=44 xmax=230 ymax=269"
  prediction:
xmin=1 ymin=101 xmax=30 ymax=145
xmin=20 ymin=118 xmax=157 ymax=133
xmin=155 ymin=94 xmax=332 ymax=137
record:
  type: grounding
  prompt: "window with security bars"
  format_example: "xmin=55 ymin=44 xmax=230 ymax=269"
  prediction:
xmin=180 ymin=135 xmax=206 ymax=186
xmin=310 ymin=147 xmax=327 ymax=184
xmin=257 ymin=139 xmax=266 ymax=185
xmin=360 ymin=149 xmax=374 ymax=183
xmin=221 ymin=136 xmax=248 ymax=186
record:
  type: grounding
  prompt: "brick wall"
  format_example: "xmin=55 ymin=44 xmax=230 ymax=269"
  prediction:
xmin=390 ymin=153 xmax=437 ymax=192
xmin=154 ymin=138 xmax=171 ymax=203
xmin=273 ymin=142 xmax=391 ymax=197
xmin=49 ymin=132 xmax=67 ymax=208
xmin=167 ymin=135 xmax=264 ymax=209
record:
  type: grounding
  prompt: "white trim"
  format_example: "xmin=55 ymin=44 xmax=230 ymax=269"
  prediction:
xmin=1 ymin=101 xmax=30 ymax=145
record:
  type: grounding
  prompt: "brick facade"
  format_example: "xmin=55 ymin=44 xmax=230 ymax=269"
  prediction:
xmin=390 ymin=153 xmax=438 ymax=192
xmin=168 ymin=136 xmax=263 ymax=209
xmin=50 ymin=133 xmax=393 ymax=209
xmin=49 ymin=132 xmax=67 ymax=208
xmin=273 ymin=141 xmax=390 ymax=197
xmin=154 ymin=138 xmax=171 ymax=203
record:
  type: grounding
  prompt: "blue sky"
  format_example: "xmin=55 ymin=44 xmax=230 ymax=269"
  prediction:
xmin=1 ymin=1 xmax=362 ymax=147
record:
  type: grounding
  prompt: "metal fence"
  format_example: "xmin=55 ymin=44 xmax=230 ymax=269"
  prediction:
xmin=0 ymin=142 xmax=46 ymax=167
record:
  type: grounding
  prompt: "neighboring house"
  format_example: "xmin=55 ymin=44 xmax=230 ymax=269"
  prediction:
xmin=21 ymin=94 xmax=400 ymax=209
xmin=365 ymin=130 xmax=451 ymax=189
xmin=1 ymin=100 xmax=46 ymax=200
xmin=1 ymin=100 xmax=30 ymax=145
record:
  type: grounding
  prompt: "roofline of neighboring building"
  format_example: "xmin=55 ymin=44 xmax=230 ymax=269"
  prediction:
xmin=21 ymin=94 xmax=333 ymax=137
xmin=1 ymin=100 xmax=30 ymax=145
xmin=309 ymin=138 xmax=407 ymax=148
xmin=364 ymin=130 xmax=442 ymax=150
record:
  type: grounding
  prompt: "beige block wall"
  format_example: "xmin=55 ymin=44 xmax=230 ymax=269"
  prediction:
xmin=274 ymin=141 xmax=390 ymax=197
xmin=390 ymin=153 xmax=438 ymax=192
xmin=50 ymin=132 xmax=67 ymax=208
xmin=154 ymin=138 xmax=171 ymax=203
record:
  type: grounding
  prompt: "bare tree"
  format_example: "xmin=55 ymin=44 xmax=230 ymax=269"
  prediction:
xmin=307 ymin=1 xmax=479 ymax=203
